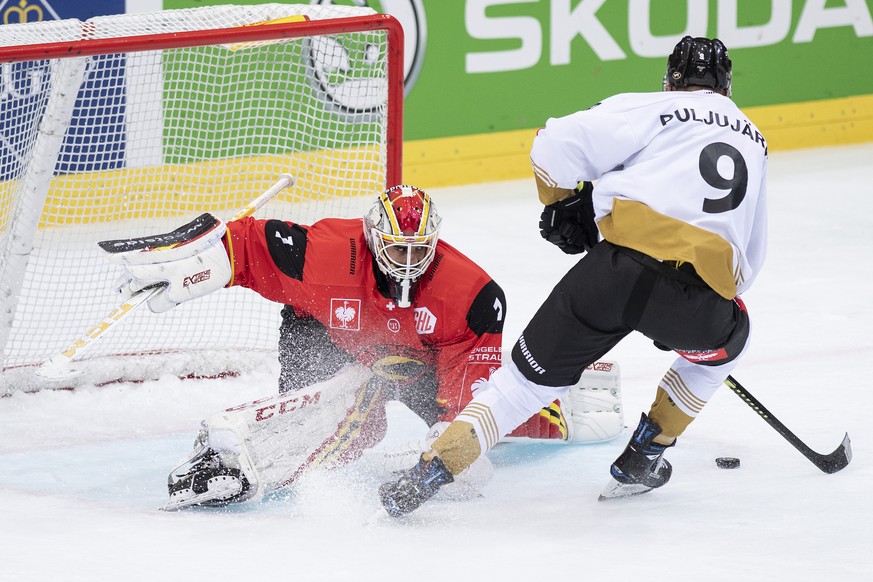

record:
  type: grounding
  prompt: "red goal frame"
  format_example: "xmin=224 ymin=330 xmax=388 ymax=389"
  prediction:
xmin=0 ymin=13 xmax=404 ymax=187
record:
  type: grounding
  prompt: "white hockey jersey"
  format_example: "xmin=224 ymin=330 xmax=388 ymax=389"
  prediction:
xmin=530 ymin=90 xmax=768 ymax=299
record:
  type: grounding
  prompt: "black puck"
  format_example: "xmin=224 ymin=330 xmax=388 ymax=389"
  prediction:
xmin=716 ymin=457 xmax=740 ymax=469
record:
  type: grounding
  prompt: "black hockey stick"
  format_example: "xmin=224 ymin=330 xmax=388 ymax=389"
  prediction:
xmin=724 ymin=375 xmax=852 ymax=474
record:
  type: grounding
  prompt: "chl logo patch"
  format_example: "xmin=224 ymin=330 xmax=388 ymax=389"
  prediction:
xmin=413 ymin=306 xmax=436 ymax=335
xmin=330 ymin=298 xmax=361 ymax=331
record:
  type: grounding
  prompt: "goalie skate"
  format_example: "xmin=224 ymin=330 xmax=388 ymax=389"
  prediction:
xmin=161 ymin=436 xmax=254 ymax=511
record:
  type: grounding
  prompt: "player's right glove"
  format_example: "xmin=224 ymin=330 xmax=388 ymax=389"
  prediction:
xmin=538 ymin=181 xmax=598 ymax=254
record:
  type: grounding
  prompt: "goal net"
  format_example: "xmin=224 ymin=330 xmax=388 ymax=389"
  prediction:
xmin=0 ymin=4 xmax=403 ymax=392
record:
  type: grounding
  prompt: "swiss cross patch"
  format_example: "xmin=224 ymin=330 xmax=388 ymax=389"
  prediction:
xmin=413 ymin=307 xmax=436 ymax=335
xmin=330 ymin=298 xmax=361 ymax=331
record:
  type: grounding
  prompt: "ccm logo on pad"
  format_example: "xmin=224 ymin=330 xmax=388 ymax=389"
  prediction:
xmin=183 ymin=270 xmax=211 ymax=287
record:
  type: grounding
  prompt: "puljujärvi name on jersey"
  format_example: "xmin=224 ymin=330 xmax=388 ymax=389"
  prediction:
xmin=660 ymin=109 xmax=767 ymax=150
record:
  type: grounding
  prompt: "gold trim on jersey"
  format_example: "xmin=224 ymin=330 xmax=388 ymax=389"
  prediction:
xmin=598 ymin=198 xmax=738 ymax=299
xmin=533 ymin=168 xmax=573 ymax=206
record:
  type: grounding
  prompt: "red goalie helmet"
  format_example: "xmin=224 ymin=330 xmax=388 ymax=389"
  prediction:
xmin=364 ymin=185 xmax=442 ymax=308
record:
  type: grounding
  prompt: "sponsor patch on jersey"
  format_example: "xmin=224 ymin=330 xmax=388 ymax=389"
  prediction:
xmin=387 ymin=318 xmax=401 ymax=333
xmin=674 ymin=347 xmax=728 ymax=363
xmin=330 ymin=298 xmax=361 ymax=331
xmin=413 ymin=306 xmax=436 ymax=335
xmin=468 ymin=345 xmax=502 ymax=363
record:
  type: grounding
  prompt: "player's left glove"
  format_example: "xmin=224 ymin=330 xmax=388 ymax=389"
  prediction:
xmin=538 ymin=181 xmax=598 ymax=254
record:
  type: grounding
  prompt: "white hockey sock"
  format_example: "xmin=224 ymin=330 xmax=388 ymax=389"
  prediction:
xmin=455 ymin=361 xmax=568 ymax=453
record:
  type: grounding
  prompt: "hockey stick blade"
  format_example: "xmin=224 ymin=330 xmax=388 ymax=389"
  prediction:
xmin=35 ymin=285 xmax=165 ymax=382
xmin=725 ymin=375 xmax=852 ymax=474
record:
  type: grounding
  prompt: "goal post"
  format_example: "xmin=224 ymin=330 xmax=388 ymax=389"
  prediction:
xmin=0 ymin=4 xmax=404 ymax=392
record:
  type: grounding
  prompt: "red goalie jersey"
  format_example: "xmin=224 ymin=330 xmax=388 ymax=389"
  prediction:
xmin=224 ymin=216 xmax=506 ymax=426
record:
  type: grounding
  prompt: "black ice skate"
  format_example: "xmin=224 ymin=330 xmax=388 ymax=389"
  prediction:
xmin=162 ymin=439 xmax=253 ymax=511
xmin=379 ymin=454 xmax=454 ymax=517
xmin=599 ymin=412 xmax=674 ymax=501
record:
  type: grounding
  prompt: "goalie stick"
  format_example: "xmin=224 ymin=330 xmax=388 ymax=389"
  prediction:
xmin=35 ymin=174 xmax=295 ymax=382
xmin=725 ymin=375 xmax=852 ymax=474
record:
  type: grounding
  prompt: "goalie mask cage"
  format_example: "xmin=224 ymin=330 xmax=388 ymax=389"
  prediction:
xmin=0 ymin=4 xmax=403 ymax=392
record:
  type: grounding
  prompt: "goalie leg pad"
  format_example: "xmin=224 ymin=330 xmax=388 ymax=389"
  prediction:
xmin=501 ymin=360 xmax=624 ymax=444
xmin=505 ymin=399 xmax=570 ymax=441
xmin=166 ymin=364 xmax=382 ymax=508
xmin=565 ymin=360 xmax=624 ymax=443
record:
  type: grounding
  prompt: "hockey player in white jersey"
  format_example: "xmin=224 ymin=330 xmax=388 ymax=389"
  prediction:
xmin=380 ymin=36 xmax=769 ymax=514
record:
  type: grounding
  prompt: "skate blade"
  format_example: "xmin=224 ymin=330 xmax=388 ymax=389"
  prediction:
xmin=597 ymin=478 xmax=654 ymax=502
xmin=160 ymin=475 xmax=243 ymax=511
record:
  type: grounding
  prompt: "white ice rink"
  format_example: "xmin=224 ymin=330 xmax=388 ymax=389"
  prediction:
xmin=1 ymin=142 xmax=871 ymax=581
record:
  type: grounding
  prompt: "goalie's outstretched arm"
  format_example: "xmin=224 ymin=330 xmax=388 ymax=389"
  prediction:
xmin=36 ymin=175 xmax=293 ymax=379
xmin=100 ymin=174 xmax=294 ymax=314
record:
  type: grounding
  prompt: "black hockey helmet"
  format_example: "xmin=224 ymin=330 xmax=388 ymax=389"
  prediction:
xmin=663 ymin=36 xmax=732 ymax=96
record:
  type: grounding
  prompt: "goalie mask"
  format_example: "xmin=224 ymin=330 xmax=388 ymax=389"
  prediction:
xmin=663 ymin=36 xmax=732 ymax=97
xmin=364 ymin=185 xmax=441 ymax=308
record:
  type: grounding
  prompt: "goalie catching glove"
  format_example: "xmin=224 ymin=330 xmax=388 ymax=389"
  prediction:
xmin=98 ymin=213 xmax=232 ymax=313
xmin=539 ymin=181 xmax=598 ymax=254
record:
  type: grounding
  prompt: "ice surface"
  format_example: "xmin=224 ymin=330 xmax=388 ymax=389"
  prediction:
xmin=1 ymin=143 xmax=871 ymax=581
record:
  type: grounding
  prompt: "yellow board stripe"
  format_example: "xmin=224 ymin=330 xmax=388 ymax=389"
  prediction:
xmin=403 ymin=94 xmax=873 ymax=188
xmin=1 ymin=146 xmax=383 ymax=228
xmin=226 ymin=15 xmax=309 ymax=50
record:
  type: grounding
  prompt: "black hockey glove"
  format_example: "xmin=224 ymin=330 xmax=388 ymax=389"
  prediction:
xmin=538 ymin=181 xmax=598 ymax=255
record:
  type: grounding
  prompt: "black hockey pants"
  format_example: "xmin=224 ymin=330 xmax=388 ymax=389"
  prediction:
xmin=278 ymin=305 xmax=354 ymax=392
xmin=511 ymin=241 xmax=750 ymax=387
xmin=277 ymin=305 xmax=443 ymax=426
